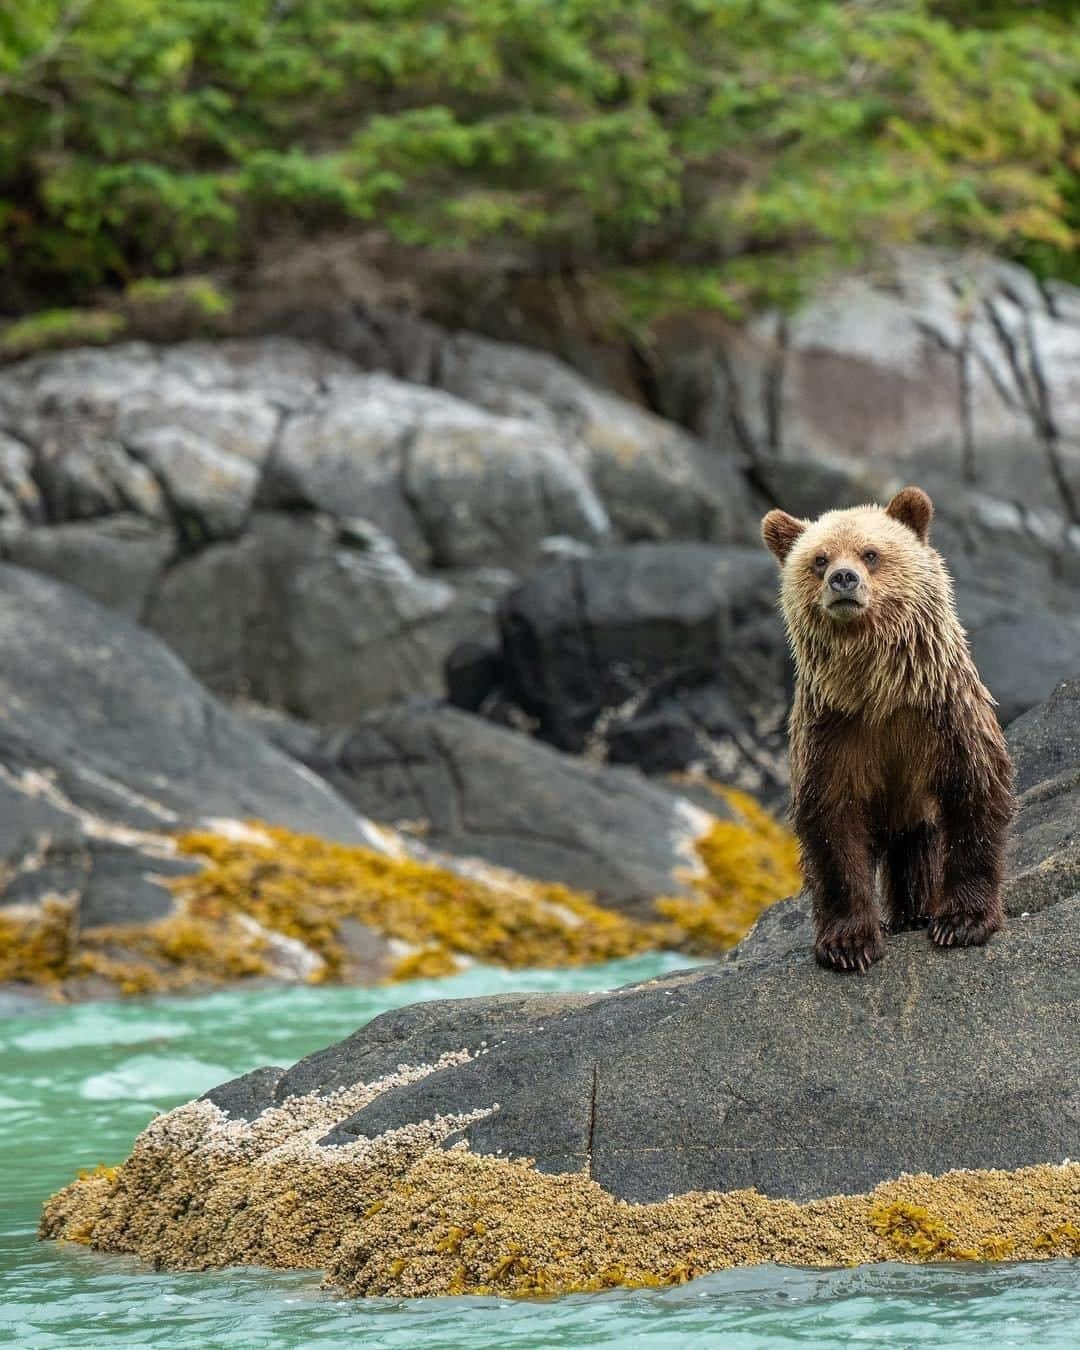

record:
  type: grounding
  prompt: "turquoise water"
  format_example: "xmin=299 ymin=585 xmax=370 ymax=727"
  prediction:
xmin=2 ymin=955 xmax=1078 ymax=1349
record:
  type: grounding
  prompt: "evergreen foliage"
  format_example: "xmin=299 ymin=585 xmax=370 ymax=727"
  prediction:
xmin=1 ymin=1 xmax=1076 ymax=316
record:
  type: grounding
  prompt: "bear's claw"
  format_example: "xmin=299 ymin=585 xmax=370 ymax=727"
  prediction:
xmin=928 ymin=914 xmax=1001 ymax=948
xmin=814 ymin=929 xmax=885 ymax=974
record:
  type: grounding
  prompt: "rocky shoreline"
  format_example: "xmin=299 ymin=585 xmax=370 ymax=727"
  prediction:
xmin=38 ymin=677 xmax=1080 ymax=1291
xmin=39 ymin=1068 xmax=1080 ymax=1296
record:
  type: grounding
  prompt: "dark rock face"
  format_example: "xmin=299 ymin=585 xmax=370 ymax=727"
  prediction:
xmin=144 ymin=513 xmax=493 ymax=724
xmin=490 ymin=543 xmax=790 ymax=797
xmin=970 ymin=611 xmax=1080 ymax=729
xmin=275 ymin=702 xmax=715 ymax=911
xmin=1005 ymin=675 xmax=1080 ymax=916
xmin=0 ymin=565 xmax=373 ymax=929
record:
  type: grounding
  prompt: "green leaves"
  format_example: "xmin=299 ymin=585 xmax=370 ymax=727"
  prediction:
xmin=0 ymin=0 xmax=1076 ymax=311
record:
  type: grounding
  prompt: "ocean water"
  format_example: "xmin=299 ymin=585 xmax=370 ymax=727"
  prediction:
xmin=2 ymin=955 xmax=1078 ymax=1350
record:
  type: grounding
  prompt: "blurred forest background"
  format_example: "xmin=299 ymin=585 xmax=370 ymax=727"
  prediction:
xmin=0 ymin=0 xmax=1077 ymax=341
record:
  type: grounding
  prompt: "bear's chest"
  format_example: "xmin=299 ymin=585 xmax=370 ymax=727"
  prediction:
xmin=831 ymin=707 xmax=940 ymax=829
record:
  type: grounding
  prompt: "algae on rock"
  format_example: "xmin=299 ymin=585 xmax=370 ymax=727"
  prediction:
xmin=40 ymin=1066 xmax=1080 ymax=1298
xmin=2 ymin=791 xmax=802 ymax=999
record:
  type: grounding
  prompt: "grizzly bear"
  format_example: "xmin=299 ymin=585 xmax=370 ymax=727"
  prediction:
xmin=761 ymin=486 xmax=1014 ymax=973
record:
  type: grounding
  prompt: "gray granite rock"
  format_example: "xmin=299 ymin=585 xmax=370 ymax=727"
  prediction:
xmin=278 ymin=702 xmax=716 ymax=911
xmin=0 ymin=564 xmax=379 ymax=930
xmin=198 ymin=670 xmax=1080 ymax=1204
xmin=263 ymin=373 xmax=610 ymax=570
xmin=145 ymin=513 xmax=494 ymax=723
xmin=5 ymin=514 xmax=175 ymax=620
xmin=492 ymin=543 xmax=790 ymax=795
xmin=204 ymin=892 xmax=1077 ymax=1202
xmin=660 ymin=249 xmax=1080 ymax=518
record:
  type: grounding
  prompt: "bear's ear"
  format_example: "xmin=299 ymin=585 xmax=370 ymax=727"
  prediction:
xmin=885 ymin=486 xmax=933 ymax=544
xmin=761 ymin=509 xmax=807 ymax=564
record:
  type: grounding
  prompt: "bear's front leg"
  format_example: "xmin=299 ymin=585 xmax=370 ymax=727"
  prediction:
xmin=794 ymin=795 xmax=884 ymax=973
xmin=930 ymin=737 xmax=1012 ymax=948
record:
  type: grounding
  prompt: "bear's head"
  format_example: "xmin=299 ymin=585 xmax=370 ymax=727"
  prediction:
xmin=761 ymin=487 xmax=942 ymax=640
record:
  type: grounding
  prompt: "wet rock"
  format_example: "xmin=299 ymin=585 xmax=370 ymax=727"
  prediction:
xmin=282 ymin=702 xmax=716 ymax=911
xmin=494 ymin=543 xmax=790 ymax=796
xmin=284 ymin=306 xmax=755 ymax=547
xmin=123 ymin=425 xmax=258 ymax=542
xmin=434 ymin=332 xmax=754 ymax=547
xmin=169 ymin=674 xmax=1080 ymax=1209
xmin=970 ymin=611 xmax=1080 ymax=729
xmin=198 ymin=889 xmax=1077 ymax=1203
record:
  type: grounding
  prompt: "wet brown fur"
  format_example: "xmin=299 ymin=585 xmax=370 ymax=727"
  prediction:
xmin=762 ymin=487 xmax=1014 ymax=973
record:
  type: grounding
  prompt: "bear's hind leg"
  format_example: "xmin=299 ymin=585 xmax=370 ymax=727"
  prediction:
xmin=929 ymin=753 xmax=1011 ymax=948
xmin=882 ymin=821 xmax=941 ymax=934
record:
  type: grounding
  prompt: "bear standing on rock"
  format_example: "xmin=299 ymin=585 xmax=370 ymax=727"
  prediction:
xmin=762 ymin=487 xmax=1014 ymax=973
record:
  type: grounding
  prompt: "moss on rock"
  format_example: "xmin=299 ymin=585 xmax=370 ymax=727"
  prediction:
xmin=3 ymin=788 xmax=802 ymax=998
xmin=656 ymin=785 xmax=802 ymax=951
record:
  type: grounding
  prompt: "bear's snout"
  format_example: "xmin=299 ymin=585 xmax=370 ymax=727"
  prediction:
xmin=828 ymin=568 xmax=860 ymax=594
xmin=822 ymin=562 xmax=869 ymax=618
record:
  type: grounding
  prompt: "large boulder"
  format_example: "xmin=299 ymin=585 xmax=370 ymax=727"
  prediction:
xmin=0 ymin=564 xmax=376 ymax=932
xmin=480 ymin=543 xmax=790 ymax=797
xmin=285 ymin=307 xmax=756 ymax=548
xmin=144 ymin=513 xmax=494 ymax=723
xmin=0 ymin=335 xmax=753 ymax=727
xmin=259 ymin=701 xmax=716 ymax=912
xmin=96 ymin=671 xmax=1079 ymax=1192
xmin=261 ymin=372 xmax=611 ymax=570
xmin=6 ymin=514 xmax=175 ymax=620
xmin=208 ymin=894 xmax=1074 ymax=1205
xmin=658 ymin=248 xmax=1080 ymax=518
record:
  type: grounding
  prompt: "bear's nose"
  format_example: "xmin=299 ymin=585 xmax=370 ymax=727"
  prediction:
xmin=828 ymin=568 xmax=860 ymax=594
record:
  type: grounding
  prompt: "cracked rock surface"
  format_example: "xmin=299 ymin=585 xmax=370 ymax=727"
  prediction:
xmin=0 ymin=334 xmax=750 ymax=728
xmin=3 ymin=258 xmax=1080 ymax=748
xmin=661 ymin=248 xmax=1080 ymax=518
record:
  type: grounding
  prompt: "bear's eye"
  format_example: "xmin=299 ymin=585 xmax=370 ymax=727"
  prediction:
xmin=863 ymin=549 xmax=879 ymax=565
xmin=813 ymin=553 xmax=828 ymax=570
